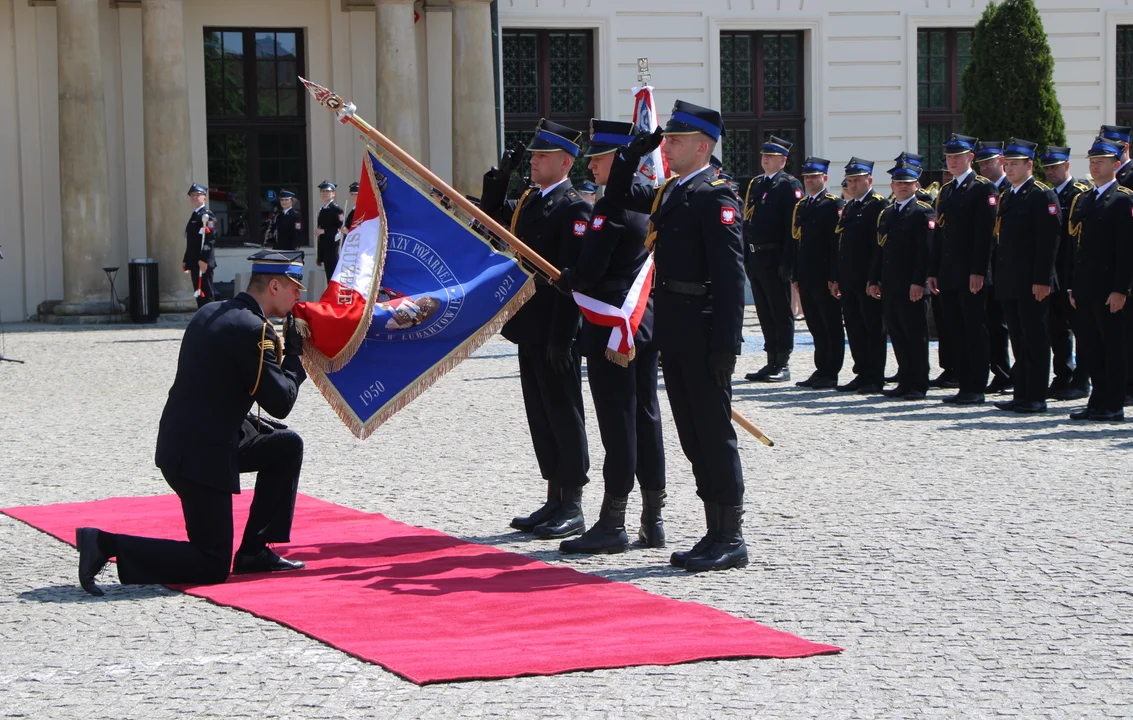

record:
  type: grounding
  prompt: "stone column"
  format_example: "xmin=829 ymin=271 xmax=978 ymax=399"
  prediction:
xmin=451 ymin=0 xmax=497 ymax=197
xmin=375 ymin=0 xmax=423 ymax=159
xmin=54 ymin=0 xmax=119 ymax=316
xmin=142 ymin=0 xmax=196 ymax=313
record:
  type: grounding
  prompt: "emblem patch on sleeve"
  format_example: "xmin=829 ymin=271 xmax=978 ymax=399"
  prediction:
xmin=1047 ymin=204 xmax=1058 ymax=215
xmin=721 ymin=207 xmax=736 ymax=225
xmin=573 ymin=220 xmax=587 ymax=236
xmin=988 ymin=196 xmax=997 ymax=206
xmin=794 ymin=189 xmax=804 ymax=199
xmin=294 ymin=222 xmax=302 ymax=230
xmin=591 ymin=215 xmax=606 ymax=231
xmin=928 ymin=219 xmax=937 ymax=229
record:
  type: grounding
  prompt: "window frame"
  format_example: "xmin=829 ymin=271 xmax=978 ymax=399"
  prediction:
xmin=1118 ymin=25 xmax=1133 ymax=127
xmin=915 ymin=27 xmax=972 ymax=188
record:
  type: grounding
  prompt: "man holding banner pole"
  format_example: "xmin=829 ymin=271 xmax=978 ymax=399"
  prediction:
xmin=553 ymin=119 xmax=667 ymax=554
xmin=605 ymin=101 xmax=749 ymax=572
xmin=480 ymin=119 xmax=594 ymax=541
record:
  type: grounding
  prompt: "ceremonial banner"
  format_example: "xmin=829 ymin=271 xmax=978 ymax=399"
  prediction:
xmin=572 ymin=254 xmax=654 ymax=366
xmin=301 ymin=144 xmax=535 ymax=439
xmin=632 ymin=84 xmax=668 ymax=186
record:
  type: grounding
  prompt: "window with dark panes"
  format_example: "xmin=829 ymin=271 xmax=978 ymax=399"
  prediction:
xmin=501 ymin=30 xmax=594 ymax=196
xmin=1117 ymin=27 xmax=1133 ymax=128
xmin=916 ymin=28 xmax=972 ymax=187
xmin=720 ymin=31 xmax=805 ymax=179
xmin=204 ymin=28 xmax=308 ymax=246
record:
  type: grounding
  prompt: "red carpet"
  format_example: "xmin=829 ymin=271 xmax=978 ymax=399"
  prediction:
xmin=3 ymin=494 xmax=841 ymax=683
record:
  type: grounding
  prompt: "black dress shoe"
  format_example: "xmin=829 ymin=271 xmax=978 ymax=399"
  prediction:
xmin=930 ymin=371 xmax=959 ymax=389
xmin=511 ymin=483 xmax=560 ymax=532
xmin=900 ymin=391 xmax=927 ymax=401
xmin=744 ymin=365 xmax=772 ymax=382
xmin=953 ymin=392 xmax=986 ymax=405
xmin=76 ymin=527 xmax=109 ymax=597
xmin=533 ymin=486 xmax=585 ymax=539
xmin=810 ymin=377 xmax=838 ymax=390
xmin=994 ymin=400 xmax=1016 ymax=412
xmin=1091 ymin=410 xmax=1125 ymax=422
xmin=795 ymin=374 xmax=818 ymax=388
xmin=836 ymin=377 xmax=862 ymax=392
xmin=856 ymin=383 xmax=883 ymax=395
xmin=1051 ymin=387 xmax=1089 ymax=401
xmin=881 ymin=387 xmax=908 ymax=398
xmin=762 ymin=366 xmax=791 ymax=382
xmin=987 ymin=377 xmax=1013 ymax=394
xmin=1069 ymin=408 xmax=1093 ymax=421
xmin=232 ymin=547 xmax=307 ymax=574
xmin=941 ymin=393 xmax=961 ymax=404
xmin=1013 ymin=401 xmax=1047 ymax=414
xmin=885 ymin=373 xmax=900 ymax=384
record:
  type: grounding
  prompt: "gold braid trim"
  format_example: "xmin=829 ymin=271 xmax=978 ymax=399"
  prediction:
xmin=1068 ymin=191 xmax=1084 ymax=247
xmin=743 ymin=177 xmax=758 ymax=221
xmin=876 ymin=206 xmax=888 ymax=247
xmin=510 ymin=188 xmax=535 ymax=235
xmin=645 ymin=176 xmax=678 ymax=252
xmin=791 ymin=198 xmax=804 ymax=241
xmin=250 ymin=321 xmax=269 ymax=397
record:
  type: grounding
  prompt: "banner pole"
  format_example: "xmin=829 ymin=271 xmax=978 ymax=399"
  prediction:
xmin=299 ymin=76 xmax=561 ymax=281
xmin=731 ymin=408 xmax=774 ymax=447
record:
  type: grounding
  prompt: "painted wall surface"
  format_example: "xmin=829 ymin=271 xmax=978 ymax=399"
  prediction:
xmin=1 ymin=0 xmax=1130 ymax=321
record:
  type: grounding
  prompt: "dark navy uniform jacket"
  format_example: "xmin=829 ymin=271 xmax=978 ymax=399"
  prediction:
xmin=480 ymin=176 xmax=592 ymax=346
xmin=929 ymin=170 xmax=997 ymax=290
xmin=992 ymin=177 xmax=1061 ymax=300
xmin=1054 ymin=178 xmax=1091 ymax=289
xmin=870 ymin=198 xmax=935 ymax=291
xmin=790 ymin=189 xmax=843 ymax=287
xmin=834 ymin=190 xmax=888 ymax=291
xmin=274 ymin=207 xmax=304 ymax=251
xmin=739 ymin=171 xmax=804 ymax=268
xmin=605 ymin=156 xmax=745 ymax=355
xmin=184 ymin=206 xmax=217 ymax=269
xmin=316 ymin=202 xmax=345 ymax=265
xmin=568 ymin=195 xmax=654 ymax=357
xmin=1069 ymin=181 xmax=1133 ymax=301
xmin=155 ymin=293 xmax=307 ymax=494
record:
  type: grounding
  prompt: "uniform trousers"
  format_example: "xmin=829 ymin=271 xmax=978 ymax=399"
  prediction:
xmin=1002 ymin=296 xmax=1051 ymax=405
xmin=931 ymin=294 xmax=955 ymax=375
xmin=659 ymin=351 xmax=744 ymax=506
xmin=189 ymin=267 xmax=216 ymax=309
xmin=1076 ymin=301 xmax=1127 ymax=414
xmin=884 ymin=295 xmax=929 ymax=393
xmin=798 ymin=281 xmax=844 ymax=379
xmin=746 ymin=254 xmax=795 ymax=357
xmin=1048 ymin=290 xmax=1087 ymax=390
xmin=323 ymin=255 xmax=338 ymax=285
xmin=1125 ymin=308 xmax=1133 ymax=398
xmin=516 ymin=343 xmax=590 ymax=488
xmin=840 ymin=286 xmax=887 ymax=386
xmin=939 ymin=287 xmax=990 ymax=395
xmin=586 ymin=345 xmax=665 ymax=497
xmin=987 ymin=288 xmax=1012 ymax=382
xmin=115 ymin=427 xmax=304 ymax=586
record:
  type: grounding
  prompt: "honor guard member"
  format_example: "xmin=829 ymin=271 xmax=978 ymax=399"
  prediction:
xmin=604 ymin=100 xmax=748 ymax=572
xmin=974 ymin=141 xmax=1014 ymax=393
xmin=553 ymin=120 xmax=667 ymax=554
xmin=868 ymin=159 xmax=935 ymax=400
xmin=274 ymin=190 xmax=303 ymax=251
xmin=1098 ymin=125 xmax=1133 ymax=405
xmin=479 ymin=119 xmax=592 ymax=540
xmin=831 ymin=158 xmax=889 ymax=393
xmin=740 ymin=135 xmax=804 ymax=382
xmin=184 ymin=184 xmax=218 ymax=308
xmin=991 ymin=139 xmax=1061 ymax=414
xmin=344 ymin=181 xmax=360 ymax=232
xmin=1066 ymin=136 xmax=1133 ymax=421
xmin=576 ymin=179 xmax=598 ymax=205
xmin=1041 ymin=146 xmax=1091 ymax=400
xmin=315 ymin=181 xmax=344 ymax=284
xmin=790 ymin=156 xmax=845 ymax=389
xmin=926 ymin=134 xmax=997 ymax=405
xmin=76 ymin=251 xmax=310 ymax=596
xmin=1060 ymin=134 xmax=1133 ymax=421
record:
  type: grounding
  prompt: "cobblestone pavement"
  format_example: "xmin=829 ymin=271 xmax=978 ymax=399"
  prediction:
xmin=1 ymin=312 xmax=1130 ymax=719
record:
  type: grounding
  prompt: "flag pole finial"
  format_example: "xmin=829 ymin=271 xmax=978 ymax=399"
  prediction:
xmin=299 ymin=76 xmax=356 ymax=125
xmin=636 ymin=57 xmax=650 ymax=85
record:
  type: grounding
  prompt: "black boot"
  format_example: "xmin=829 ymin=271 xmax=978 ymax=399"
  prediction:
xmin=533 ymin=485 xmax=585 ymax=539
xmin=763 ymin=352 xmax=791 ymax=382
xmin=685 ymin=504 xmax=749 ymax=572
xmin=670 ymin=502 xmax=718 ymax=568
xmin=560 ymin=493 xmax=628 ymax=554
xmin=510 ymin=481 xmax=560 ymax=532
xmin=634 ymin=489 xmax=666 ymax=548
xmin=744 ymin=354 xmax=775 ymax=382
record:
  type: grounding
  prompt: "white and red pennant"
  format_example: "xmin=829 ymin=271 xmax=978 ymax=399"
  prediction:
xmin=572 ymin=255 xmax=654 ymax=367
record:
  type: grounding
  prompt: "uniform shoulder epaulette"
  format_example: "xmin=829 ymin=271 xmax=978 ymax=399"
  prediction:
xmin=1034 ymin=180 xmax=1051 ymax=191
xmin=915 ymin=200 xmax=933 ymax=209
xmin=1073 ymin=181 xmax=1090 ymax=192
xmin=567 ymin=190 xmax=580 ymax=200
xmin=975 ymin=175 xmax=992 ymax=184
xmin=1117 ymin=186 xmax=1133 ymax=195
xmin=869 ymin=192 xmax=885 ymax=201
xmin=824 ymin=192 xmax=838 ymax=200
xmin=711 ymin=178 xmax=727 ymax=186
xmin=753 ymin=174 xmax=766 ymax=182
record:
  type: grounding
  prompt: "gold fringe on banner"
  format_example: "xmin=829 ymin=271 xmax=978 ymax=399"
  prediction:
xmin=604 ymin=345 xmax=636 ymax=368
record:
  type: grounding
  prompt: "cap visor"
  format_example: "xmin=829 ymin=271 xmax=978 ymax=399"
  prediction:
xmin=581 ymin=147 xmax=618 ymax=158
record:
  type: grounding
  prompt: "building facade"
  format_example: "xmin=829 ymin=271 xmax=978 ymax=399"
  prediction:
xmin=3 ymin=0 xmax=1132 ymax=321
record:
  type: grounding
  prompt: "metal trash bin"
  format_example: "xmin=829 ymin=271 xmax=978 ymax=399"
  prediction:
xmin=128 ymin=257 xmax=159 ymax=324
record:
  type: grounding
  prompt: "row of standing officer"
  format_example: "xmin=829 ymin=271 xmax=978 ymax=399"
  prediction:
xmin=479 ymin=100 xmax=750 ymax=572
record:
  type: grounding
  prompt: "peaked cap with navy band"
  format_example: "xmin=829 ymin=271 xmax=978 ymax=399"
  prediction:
xmin=888 ymin=161 xmax=921 ymax=182
xmin=710 ymin=155 xmax=723 ymax=170
xmin=528 ymin=119 xmax=583 ymax=157
xmin=279 ymin=189 xmax=296 ymax=199
xmin=1003 ymin=138 xmax=1037 ymax=160
xmin=1099 ymin=124 xmax=1131 ymax=147
xmin=762 ymin=135 xmax=793 ymax=156
xmin=800 ymin=156 xmax=831 ymax=175
xmin=844 ymin=157 xmax=875 ymax=177
xmin=248 ymin=249 xmax=306 ymax=290
xmin=974 ymin=141 xmax=1004 ymax=163
xmin=663 ymin=100 xmax=725 ymax=140
xmin=188 ymin=183 xmax=207 ymax=196
xmin=318 ymin=180 xmax=337 ymax=191
xmin=349 ymin=182 xmax=359 ymax=193
xmin=944 ymin=133 xmax=979 ymax=156
xmin=893 ymin=151 xmax=924 ymax=169
xmin=1088 ymin=135 xmax=1122 ymax=158
xmin=1039 ymin=146 xmax=1071 ymax=167
xmin=584 ymin=119 xmax=639 ymax=157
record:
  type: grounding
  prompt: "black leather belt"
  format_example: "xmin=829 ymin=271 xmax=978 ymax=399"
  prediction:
xmin=658 ymin=279 xmax=709 ymax=296
xmin=749 ymin=243 xmax=779 ymax=252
